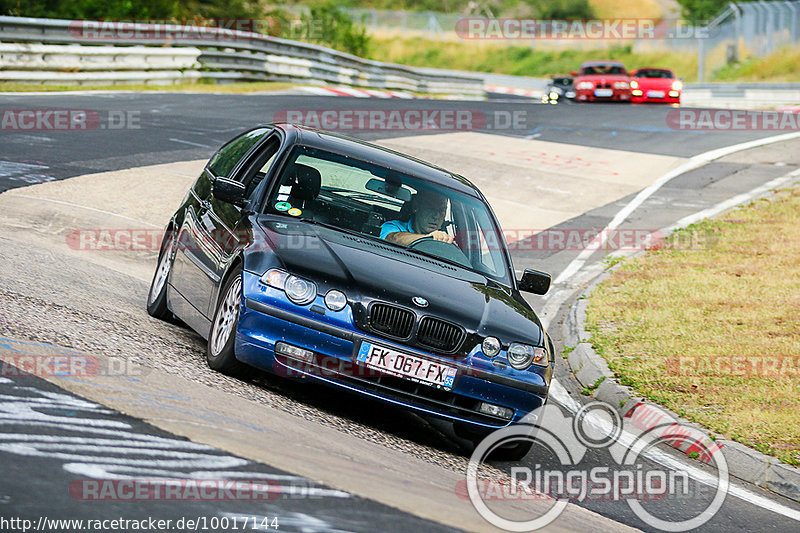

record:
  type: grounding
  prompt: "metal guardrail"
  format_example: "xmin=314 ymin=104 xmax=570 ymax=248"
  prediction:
xmin=682 ymin=82 xmax=800 ymax=108
xmin=0 ymin=16 xmax=484 ymax=94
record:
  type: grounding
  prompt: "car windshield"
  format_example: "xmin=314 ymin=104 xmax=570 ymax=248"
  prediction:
xmin=264 ymin=145 xmax=512 ymax=284
xmin=635 ymin=69 xmax=674 ymax=79
xmin=582 ymin=65 xmax=626 ymax=75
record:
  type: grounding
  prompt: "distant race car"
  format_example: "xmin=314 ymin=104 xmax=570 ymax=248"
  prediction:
xmin=147 ymin=123 xmax=555 ymax=460
xmin=542 ymin=77 xmax=575 ymax=104
xmin=572 ymin=61 xmax=631 ymax=102
xmin=630 ymin=68 xmax=682 ymax=104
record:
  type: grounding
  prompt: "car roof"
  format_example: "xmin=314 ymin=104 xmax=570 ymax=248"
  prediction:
xmin=270 ymin=123 xmax=481 ymax=197
xmin=632 ymin=67 xmax=673 ymax=73
xmin=580 ymin=60 xmax=626 ymax=67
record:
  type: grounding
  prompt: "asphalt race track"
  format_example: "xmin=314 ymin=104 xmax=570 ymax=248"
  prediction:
xmin=0 ymin=92 xmax=789 ymax=193
xmin=1 ymin=91 xmax=800 ymax=532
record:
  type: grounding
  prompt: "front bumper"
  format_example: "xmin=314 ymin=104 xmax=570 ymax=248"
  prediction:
xmin=631 ymin=94 xmax=681 ymax=103
xmin=236 ymin=271 xmax=549 ymax=429
xmin=576 ymin=89 xmax=631 ymax=102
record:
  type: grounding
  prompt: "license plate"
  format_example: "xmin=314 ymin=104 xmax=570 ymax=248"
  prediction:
xmin=356 ymin=341 xmax=457 ymax=389
xmin=594 ymin=88 xmax=613 ymax=97
xmin=647 ymin=90 xmax=665 ymax=98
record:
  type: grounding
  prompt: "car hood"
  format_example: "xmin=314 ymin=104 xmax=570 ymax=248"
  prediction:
xmin=634 ymin=77 xmax=676 ymax=90
xmin=249 ymin=217 xmax=543 ymax=345
xmin=575 ymin=74 xmax=629 ymax=83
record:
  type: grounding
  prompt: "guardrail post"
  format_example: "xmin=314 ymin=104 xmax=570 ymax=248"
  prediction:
xmin=786 ymin=1 xmax=799 ymax=42
xmin=697 ymin=37 xmax=705 ymax=82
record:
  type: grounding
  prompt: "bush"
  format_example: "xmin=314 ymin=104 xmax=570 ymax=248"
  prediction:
xmin=675 ymin=0 xmax=730 ymax=23
xmin=290 ymin=1 xmax=370 ymax=57
xmin=529 ymin=0 xmax=595 ymax=19
xmin=0 ymin=0 xmax=179 ymax=18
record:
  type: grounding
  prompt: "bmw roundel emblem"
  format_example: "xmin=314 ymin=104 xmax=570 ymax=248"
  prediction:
xmin=412 ymin=296 xmax=429 ymax=308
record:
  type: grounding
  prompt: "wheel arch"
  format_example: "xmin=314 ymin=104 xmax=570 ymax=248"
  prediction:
xmin=213 ymin=254 xmax=245 ymax=312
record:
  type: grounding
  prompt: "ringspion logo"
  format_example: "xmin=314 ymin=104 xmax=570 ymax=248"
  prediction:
xmin=464 ymin=403 xmax=728 ymax=531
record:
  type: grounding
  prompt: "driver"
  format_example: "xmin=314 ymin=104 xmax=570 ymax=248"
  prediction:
xmin=380 ymin=190 xmax=454 ymax=246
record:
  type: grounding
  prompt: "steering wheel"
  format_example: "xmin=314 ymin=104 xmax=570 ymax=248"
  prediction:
xmin=406 ymin=236 xmax=471 ymax=268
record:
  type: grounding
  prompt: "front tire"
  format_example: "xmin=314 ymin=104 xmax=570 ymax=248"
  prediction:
xmin=147 ymin=229 xmax=176 ymax=320
xmin=455 ymin=422 xmax=534 ymax=461
xmin=207 ymin=266 xmax=251 ymax=377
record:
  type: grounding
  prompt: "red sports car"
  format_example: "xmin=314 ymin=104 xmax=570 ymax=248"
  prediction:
xmin=571 ymin=61 xmax=631 ymax=102
xmin=630 ymin=68 xmax=682 ymax=104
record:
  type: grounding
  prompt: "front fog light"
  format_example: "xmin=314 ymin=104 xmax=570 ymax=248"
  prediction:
xmin=275 ymin=342 xmax=314 ymax=363
xmin=324 ymin=290 xmax=347 ymax=311
xmin=285 ymin=275 xmax=316 ymax=305
xmin=482 ymin=336 xmax=501 ymax=357
xmin=478 ymin=402 xmax=514 ymax=420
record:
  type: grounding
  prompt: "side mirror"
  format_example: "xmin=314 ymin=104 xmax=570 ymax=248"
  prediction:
xmin=570 ymin=71 xmax=578 ymax=76
xmin=518 ymin=269 xmax=551 ymax=295
xmin=212 ymin=177 xmax=247 ymax=207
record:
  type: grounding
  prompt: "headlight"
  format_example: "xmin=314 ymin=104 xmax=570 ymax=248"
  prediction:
xmin=672 ymin=80 xmax=683 ymax=91
xmin=482 ymin=336 xmax=501 ymax=357
xmin=614 ymin=81 xmax=630 ymax=89
xmin=576 ymin=81 xmax=594 ymax=90
xmin=285 ymin=275 xmax=317 ymax=305
xmin=260 ymin=268 xmax=317 ymax=305
xmin=324 ymin=290 xmax=347 ymax=311
xmin=507 ymin=343 xmax=549 ymax=370
xmin=630 ymin=80 xmax=639 ymax=89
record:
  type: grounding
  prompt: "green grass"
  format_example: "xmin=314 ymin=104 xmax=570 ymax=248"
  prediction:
xmin=366 ymin=36 xmax=800 ymax=83
xmin=586 ymin=186 xmax=800 ymax=466
xmin=714 ymin=47 xmax=800 ymax=82
xmin=581 ymin=375 xmax=607 ymax=396
xmin=367 ymin=38 xmax=700 ymax=80
xmin=562 ymin=345 xmax=576 ymax=359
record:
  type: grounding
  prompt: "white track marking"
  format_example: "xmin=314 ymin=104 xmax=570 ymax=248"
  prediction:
xmin=664 ymin=168 xmax=800 ymax=234
xmin=554 ymin=131 xmax=800 ymax=284
xmin=544 ymin=148 xmax=800 ymax=520
xmin=6 ymin=194 xmax=161 ymax=227
xmin=169 ymin=137 xmax=212 ymax=148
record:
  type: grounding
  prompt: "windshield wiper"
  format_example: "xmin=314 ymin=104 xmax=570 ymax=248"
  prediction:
xmin=292 ymin=216 xmax=367 ymax=239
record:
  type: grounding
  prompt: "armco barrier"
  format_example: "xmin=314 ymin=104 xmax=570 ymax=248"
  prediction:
xmin=0 ymin=42 xmax=201 ymax=84
xmin=0 ymin=16 xmax=483 ymax=94
xmin=682 ymin=82 xmax=800 ymax=109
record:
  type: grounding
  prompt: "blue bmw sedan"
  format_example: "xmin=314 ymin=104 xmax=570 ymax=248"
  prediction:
xmin=147 ymin=123 xmax=555 ymax=459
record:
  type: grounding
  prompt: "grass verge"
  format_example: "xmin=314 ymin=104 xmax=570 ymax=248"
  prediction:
xmin=585 ymin=185 xmax=800 ymax=466
xmin=367 ymin=38 xmax=700 ymax=80
xmin=0 ymin=81 xmax=298 ymax=93
xmin=713 ymin=47 xmax=800 ymax=82
xmin=367 ymin=36 xmax=800 ymax=83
